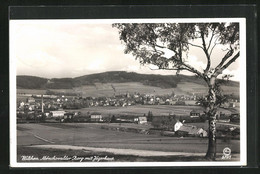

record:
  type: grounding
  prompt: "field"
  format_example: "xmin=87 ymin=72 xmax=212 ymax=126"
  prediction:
xmin=17 ymin=123 xmax=240 ymax=162
xmin=17 ymin=88 xmax=47 ymax=95
xmin=177 ymin=82 xmax=207 ymax=95
xmin=17 ymin=81 xmax=239 ymax=98
xmin=190 ymin=121 xmax=239 ymax=130
xmin=69 ymin=105 xmax=234 ymax=117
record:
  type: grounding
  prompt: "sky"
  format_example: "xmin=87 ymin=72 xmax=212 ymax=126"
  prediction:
xmin=10 ymin=20 xmax=241 ymax=81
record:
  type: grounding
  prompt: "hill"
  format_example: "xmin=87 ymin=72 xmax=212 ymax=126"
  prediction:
xmin=17 ymin=76 xmax=48 ymax=89
xmin=16 ymin=71 xmax=239 ymax=96
xmin=74 ymin=71 xmax=183 ymax=88
xmin=17 ymin=71 xmax=183 ymax=89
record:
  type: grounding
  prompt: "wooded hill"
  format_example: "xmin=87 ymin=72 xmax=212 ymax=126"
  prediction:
xmin=17 ymin=71 xmax=239 ymax=90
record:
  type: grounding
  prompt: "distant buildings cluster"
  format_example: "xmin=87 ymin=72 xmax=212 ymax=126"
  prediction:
xmin=16 ymin=92 xmax=239 ymax=124
xmin=17 ymin=92 xmax=202 ymax=111
xmin=16 ymin=92 xmax=240 ymax=139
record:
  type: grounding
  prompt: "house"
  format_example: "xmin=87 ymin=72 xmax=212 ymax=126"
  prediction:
xmin=45 ymin=112 xmax=50 ymax=117
xmin=90 ymin=112 xmax=103 ymax=122
xmin=28 ymin=105 xmax=35 ymax=111
xmin=190 ymin=109 xmax=205 ymax=118
xmin=134 ymin=118 xmax=139 ymax=123
xmin=176 ymin=124 xmax=207 ymax=137
xmin=138 ymin=116 xmax=147 ymax=124
xmin=229 ymin=102 xmax=236 ymax=108
xmin=64 ymin=112 xmax=74 ymax=119
xmin=62 ymin=112 xmax=74 ymax=122
xmin=50 ymin=110 xmax=66 ymax=118
xmin=116 ymin=117 xmax=134 ymax=123
xmin=19 ymin=102 xmax=25 ymax=107
xmin=173 ymin=120 xmax=183 ymax=132
xmin=167 ymin=100 xmax=175 ymax=105
xmin=27 ymin=97 xmax=35 ymax=103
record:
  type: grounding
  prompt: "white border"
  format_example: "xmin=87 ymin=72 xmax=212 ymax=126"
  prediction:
xmin=9 ymin=18 xmax=247 ymax=168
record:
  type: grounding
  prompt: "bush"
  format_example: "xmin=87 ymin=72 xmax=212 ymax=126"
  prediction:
xmin=151 ymin=116 xmax=178 ymax=130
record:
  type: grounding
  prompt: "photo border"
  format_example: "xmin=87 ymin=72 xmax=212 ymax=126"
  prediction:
xmin=6 ymin=5 xmax=258 ymax=170
xmin=9 ymin=18 xmax=247 ymax=168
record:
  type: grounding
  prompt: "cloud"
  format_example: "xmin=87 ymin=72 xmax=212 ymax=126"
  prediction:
xmin=10 ymin=20 xmax=240 ymax=81
xmin=187 ymin=55 xmax=207 ymax=72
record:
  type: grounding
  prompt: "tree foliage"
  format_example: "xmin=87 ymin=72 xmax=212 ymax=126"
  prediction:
xmin=147 ymin=111 xmax=153 ymax=122
xmin=197 ymin=81 xmax=228 ymax=111
xmin=112 ymin=23 xmax=239 ymax=81
xmin=152 ymin=116 xmax=177 ymax=130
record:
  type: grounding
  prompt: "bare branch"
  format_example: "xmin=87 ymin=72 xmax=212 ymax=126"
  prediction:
xmin=201 ymin=32 xmax=211 ymax=73
xmin=148 ymin=66 xmax=187 ymax=71
xmin=208 ymin=34 xmax=222 ymax=58
xmin=220 ymin=52 xmax=240 ymax=71
xmin=171 ymin=49 xmax=178 ymax=56
xmin=207 ymin=27 xmax=216 ymax=51
xmin=214 ymin=46 xmax=234 ymax=72
xmin=168 ymin=45 xmax=206 ymax=81
xmin=178 ymin=43 xmax=183 ymax=63
xmin=180 ymin=61 xmax=205 ymax=79
xmin=185 ymin=42 xmax=204 ymax=50
xmin=154 ymin=44 xmax=167 ymax=49
xmin=214 ymin=51 xmax=239 ymax=76
xmin=209 ymin=43 xmax=217 ymax=57
xmin=201 ymin=32 xmax=207 ymax=50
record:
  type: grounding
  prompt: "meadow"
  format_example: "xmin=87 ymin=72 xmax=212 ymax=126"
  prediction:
xmin=17 ymin=81 xmax=239 ymax=98
xmin=17 ymin=123 xmax=240 ymax=155
xmin=69 ymin=105 xmax=233 ymax=117
xmin=17 ymin=88 xmax=47 ymax=95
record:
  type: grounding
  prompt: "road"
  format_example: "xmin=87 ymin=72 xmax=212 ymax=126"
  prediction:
xmin=17 ymin=123 xmax=240 ymax=154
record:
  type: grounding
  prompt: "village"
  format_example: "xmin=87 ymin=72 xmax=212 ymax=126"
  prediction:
xmin=16 ymin=91 xmax=240 ymax=139
xmin=17 ymin=90 xmax=239 ymax=110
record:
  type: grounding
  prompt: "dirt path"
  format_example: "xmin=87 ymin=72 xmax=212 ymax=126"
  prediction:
xmin=30 ymin=144 xmax=206 ymax=157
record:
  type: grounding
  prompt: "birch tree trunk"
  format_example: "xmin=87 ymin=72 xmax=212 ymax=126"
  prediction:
xmin=205 ymin=77 xmax=217 ymax=160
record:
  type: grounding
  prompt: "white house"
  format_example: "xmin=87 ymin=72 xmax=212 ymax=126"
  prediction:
xmin=138 ymin=116 xmax=147 ymax=124
xmin=90 ymin=113 xmax=103 ymax=122
xmin=174 ymin=121 xmax=183 ymax=132
xmin=50 ymin=110 xmax=66 ymax=117
xmin=190 ymin=109 xmax=205 ymax=118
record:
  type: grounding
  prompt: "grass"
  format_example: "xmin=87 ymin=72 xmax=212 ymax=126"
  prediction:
xmin=39 ymin=122 xmax=152 ymax=130
xmin=69 ymin=105 xmax=234 ymax=117
xmin=189 ymin=121 xmax=239 ymax=130
xmin=17 ymin=123 xmax=240 ymax=154
xmin=16 ymin=122 xmax=240 ymax=163
xmin=70 ymin=105 xmax=198 ymax=116
xmin=17 ymin=80 xmax=239 ymax=98
xmin=17 ymin=88 xmax=47 ymax=95
xmin=62 ymin=82 xmax=179 ymax=97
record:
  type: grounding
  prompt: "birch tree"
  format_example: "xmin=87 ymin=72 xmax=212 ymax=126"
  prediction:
xmin=113 ymin=22 xmax=239 ymax=160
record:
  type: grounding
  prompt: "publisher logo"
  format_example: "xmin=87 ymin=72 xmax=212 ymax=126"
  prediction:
xmin=222 ymin=147 xmax=231 ymax=160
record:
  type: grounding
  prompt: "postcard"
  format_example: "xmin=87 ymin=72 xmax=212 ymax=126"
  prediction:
xmin=9 ymin=18 xmax=247 ymax=167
